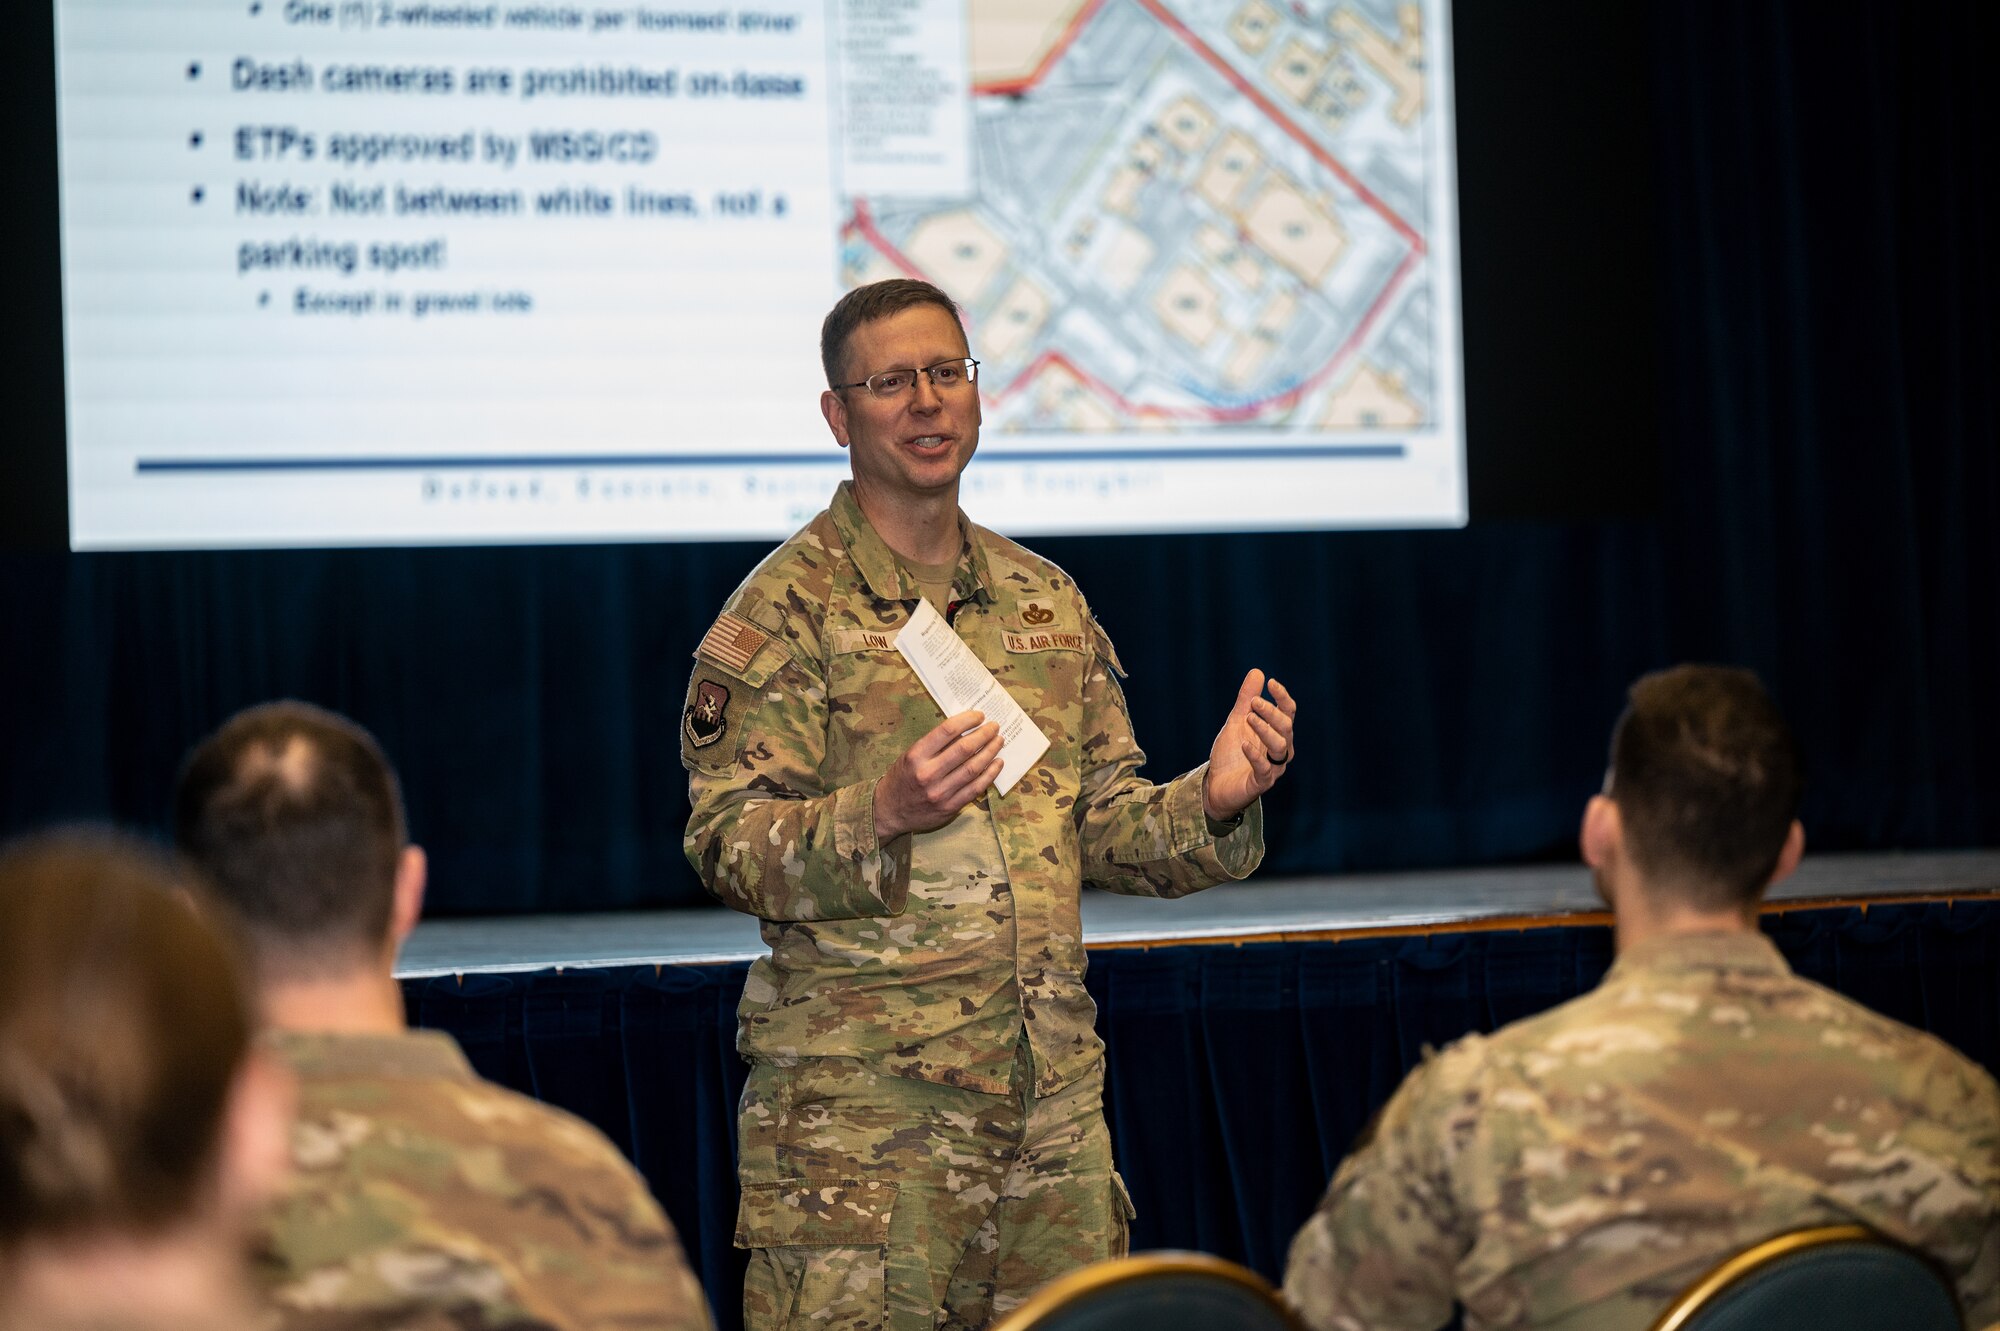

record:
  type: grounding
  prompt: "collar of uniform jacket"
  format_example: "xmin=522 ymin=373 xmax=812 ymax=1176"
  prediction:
xmin=828 ymin=480 xmax=997 ymax=609
xmin=264 ymin=1027 xmax=477 ymax=1082
xmin=1607 ymin=929 xmax=1792 ymax=983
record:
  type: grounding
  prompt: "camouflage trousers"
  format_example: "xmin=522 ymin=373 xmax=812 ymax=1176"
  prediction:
xmin=735 ymin=1047 xmax=1133 ymax=1331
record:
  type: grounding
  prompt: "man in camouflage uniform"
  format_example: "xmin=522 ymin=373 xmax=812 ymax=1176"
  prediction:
xmin=681 ymin=279 xmax=1299 ymax=1331
xmin=176 ymin=701 xmax=713 ymax=1331
xmin=1284 ymin=665 xmax=2000 ymax=1331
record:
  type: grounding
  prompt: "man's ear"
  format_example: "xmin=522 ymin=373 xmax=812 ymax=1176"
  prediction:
xmin=820 ymin=388 xmax=851 ymax=448
xmin=390 ymin=845 xmax=426 ymax=945
xmin=1580 ymin=794 xmax=1621 ymax=871
xmin=216 ymin=1049 xmax=296 ymax=1224
xmin=1766 ymin=819 xmax=1805 ymax=889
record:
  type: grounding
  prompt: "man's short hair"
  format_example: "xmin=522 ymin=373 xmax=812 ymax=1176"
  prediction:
xmin=174 ymin=701 xmax=405 ymax=978
xmin=1607 ymin=665 xmax=1802 ymax=909
xmin=820 ymin=278 xmax=962 ymax=387
xmin=0 ymin=832 xmax=252 ymax=1246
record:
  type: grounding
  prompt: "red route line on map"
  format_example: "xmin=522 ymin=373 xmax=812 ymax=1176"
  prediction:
xmin=845 ymin=2 xmax=1430 ymax=423
xmin=970 ymin=0 xmax=1110 ymax=96
xmin=964 ymin=0 xmax=1424 ymax=249
xmin=849 ymin=196 xmax=1422 ymax=421
xmin=988 ymin=246 xmax=1420 ymax=422
xmin=1129 ymin=0 xmax=1424 ymax=249
xmin=845 ymin=200 xmax=928 ymax=282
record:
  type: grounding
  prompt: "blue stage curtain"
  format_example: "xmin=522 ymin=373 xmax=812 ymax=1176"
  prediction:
xmin=6 ymin=1 xmax=1996 ymax=916
xmin=403 ymin=903 xmax=2000 ymax=1331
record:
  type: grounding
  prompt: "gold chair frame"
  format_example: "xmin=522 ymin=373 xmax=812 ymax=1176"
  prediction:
xmin=1649 ymin=1223 xmax=1960 ymax=1331
xmin=988 ymin=1251 xmax=1304 ymax=1331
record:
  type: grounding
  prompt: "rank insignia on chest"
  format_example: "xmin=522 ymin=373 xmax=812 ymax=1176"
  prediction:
xmin=685 ymin=679 xmax=731 ymax=748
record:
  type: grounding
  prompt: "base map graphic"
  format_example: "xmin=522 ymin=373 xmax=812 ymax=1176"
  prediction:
xmin=842 ymin=0 xmax=1451 ymax=439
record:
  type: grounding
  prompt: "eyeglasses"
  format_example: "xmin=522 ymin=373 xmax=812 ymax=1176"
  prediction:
xmin=833 ymin=358 xmax=981 ymax=398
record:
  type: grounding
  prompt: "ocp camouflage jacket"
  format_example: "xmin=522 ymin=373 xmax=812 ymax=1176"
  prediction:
xmin=682 ymin=481 xmax=1263 ymax=1096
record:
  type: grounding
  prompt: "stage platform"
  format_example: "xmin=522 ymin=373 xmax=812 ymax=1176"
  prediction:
xmin=397 ymin=848 xmax=2000 ymax=978
xmin=395 ymin=851 xmax=2000 ymax=1320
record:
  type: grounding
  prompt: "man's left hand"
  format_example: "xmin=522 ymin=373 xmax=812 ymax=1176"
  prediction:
xmin=1203 ymin=669 xmax=1297 ymax=822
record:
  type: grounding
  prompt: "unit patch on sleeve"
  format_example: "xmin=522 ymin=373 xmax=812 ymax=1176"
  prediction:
xmin=684 ymin=679 xmax=732 ymax=749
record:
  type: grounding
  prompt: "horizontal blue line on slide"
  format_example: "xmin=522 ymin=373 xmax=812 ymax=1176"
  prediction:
xmin=136 ymin=444 xmax=1407 ymax=473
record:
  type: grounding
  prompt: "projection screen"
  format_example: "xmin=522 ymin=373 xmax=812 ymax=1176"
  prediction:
xmin=55 ymin=0 xmax=1462 ymax=548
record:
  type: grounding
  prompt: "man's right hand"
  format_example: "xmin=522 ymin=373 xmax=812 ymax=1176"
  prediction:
xmin=872 ymin=711 xmax=1003 ymax=843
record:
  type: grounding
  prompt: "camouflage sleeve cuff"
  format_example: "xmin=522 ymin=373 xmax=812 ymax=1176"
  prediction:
xmin=1169 ymin=763 xmax=1265 ymax=878
xmin=830 ymin=777 xmax=913 ymax=915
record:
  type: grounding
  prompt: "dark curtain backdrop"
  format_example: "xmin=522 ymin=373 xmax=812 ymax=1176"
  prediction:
xmin=400 ymin=903 xmax=2000 ymax=1331
xmin=4 ymin=0 xmax=1997 ymax=908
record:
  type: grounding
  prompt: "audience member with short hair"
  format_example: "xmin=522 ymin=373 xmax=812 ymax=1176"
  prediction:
xmin=0 ymin=832 xmax=292 ymax=1331
xmin=1283 ymin=665 xmax=2000 ymax=1331
xmin=176 ymin=700 xmax=713 ymax=1331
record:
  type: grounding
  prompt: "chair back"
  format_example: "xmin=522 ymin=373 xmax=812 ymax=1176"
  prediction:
xmin=1650 ymin=1224 xmax=1961 ymax=1331
xmin=987 ymin=1251 xmax=1302 ymax=1331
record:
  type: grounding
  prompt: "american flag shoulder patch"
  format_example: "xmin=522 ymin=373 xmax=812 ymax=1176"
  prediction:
xmin=695 ymin=612 xmax=771 ymax=676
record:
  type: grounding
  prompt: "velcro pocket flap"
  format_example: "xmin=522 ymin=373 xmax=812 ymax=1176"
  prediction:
xmin=735 ymin=1180 xmax=897 ymax=1248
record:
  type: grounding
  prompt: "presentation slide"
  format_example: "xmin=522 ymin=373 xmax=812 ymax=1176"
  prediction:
xmin=55 ymin=0 xmax=1463 ymax=549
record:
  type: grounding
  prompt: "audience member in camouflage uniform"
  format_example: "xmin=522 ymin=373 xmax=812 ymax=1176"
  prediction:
xmin=683 ymin=279 xmax=1299 ymax=1330
xmin=1284 ymin=665 xmax=2000 ymax=1331
xmin=177 ymin=702 xmax=712 ymax=1331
